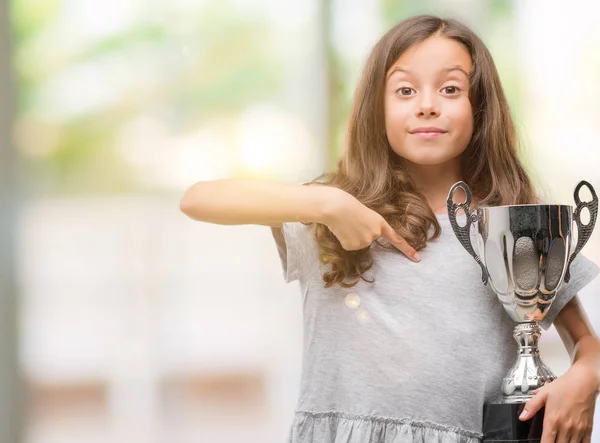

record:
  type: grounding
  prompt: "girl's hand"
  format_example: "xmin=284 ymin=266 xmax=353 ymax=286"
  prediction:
xmin=321 ymin=188 xmax=420 ymax=262
xmin=520 ymin=363 xmax=599 ymax=443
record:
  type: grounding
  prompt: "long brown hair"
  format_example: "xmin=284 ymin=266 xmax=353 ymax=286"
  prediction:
xmin=308 ymin=15 xmax=536 ymax=288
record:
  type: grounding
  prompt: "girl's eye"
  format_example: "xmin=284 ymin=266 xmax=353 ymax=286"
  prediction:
xmin=396 ymin=87 xmax=415 ymax=96
xmin=441 ymin=86 xmax=461 ymax=94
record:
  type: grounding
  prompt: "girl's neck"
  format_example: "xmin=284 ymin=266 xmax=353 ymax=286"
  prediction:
xmin=404 ymin=159 xmax=463 ymax=215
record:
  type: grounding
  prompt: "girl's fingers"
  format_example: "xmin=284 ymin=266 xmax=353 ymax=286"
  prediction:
xmin=381 ymin=222 xmax=420 ymax=262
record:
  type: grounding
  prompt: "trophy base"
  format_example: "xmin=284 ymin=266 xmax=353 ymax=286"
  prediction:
xmin=482 ymin=402 xmax=545 ymax=443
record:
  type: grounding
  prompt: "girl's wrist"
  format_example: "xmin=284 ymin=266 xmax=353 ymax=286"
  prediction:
xmin=569 ymin=361 xmax=600 ymax=394
xmin=309 ymin=185 xmax=346 ymax=226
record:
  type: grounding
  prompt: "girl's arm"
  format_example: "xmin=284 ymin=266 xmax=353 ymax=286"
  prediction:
xmin=555 ymin=296 xmax=600 ymax=386
xmin=179 ymin=178 xmax=420 ymax=260
xmin=179 ymin=179 xmax=339 ymax=227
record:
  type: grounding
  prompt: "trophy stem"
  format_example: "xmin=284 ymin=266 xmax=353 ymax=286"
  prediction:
xmin=501 ymin=321 xmax=557 ymax=403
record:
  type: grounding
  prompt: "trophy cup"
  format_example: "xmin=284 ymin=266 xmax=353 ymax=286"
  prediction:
xmin=446 ymin=180 xmax=598 ymax=443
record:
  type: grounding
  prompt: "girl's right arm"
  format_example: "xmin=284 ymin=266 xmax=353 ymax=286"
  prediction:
xmin=179 ymin=179 xmax=335 ymax=228
xmin=179 ymin=179 xmax=420 ymax=261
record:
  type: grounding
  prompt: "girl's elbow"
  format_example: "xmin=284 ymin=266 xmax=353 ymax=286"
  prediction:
xmin=179 ymin=187 xmax=202 ymax=219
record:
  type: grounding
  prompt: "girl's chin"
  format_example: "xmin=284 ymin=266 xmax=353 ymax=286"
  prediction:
xmin=397 ymin=154 xmax=460 ymax=167
xmin=392 ymin=146 xmax=465 ymax=167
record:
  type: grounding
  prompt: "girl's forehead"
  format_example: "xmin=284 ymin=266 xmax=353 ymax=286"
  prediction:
xmin=387 ymin=36 xmax=472 ymax=78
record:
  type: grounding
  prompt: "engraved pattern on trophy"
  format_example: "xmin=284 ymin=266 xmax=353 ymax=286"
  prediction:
xmin=565 ymin=180 xmax=599 ymax=282
xmin=446 ymin=180 xmax=598 ymax=406
xmin=446 ymin=181 xmax=489 ymax=284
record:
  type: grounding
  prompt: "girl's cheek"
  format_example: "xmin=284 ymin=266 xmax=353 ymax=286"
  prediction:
xmin=447 ymin=103 xmax=472 ymax=121
xmin=387 ymin=104 xmax=410 ymax=120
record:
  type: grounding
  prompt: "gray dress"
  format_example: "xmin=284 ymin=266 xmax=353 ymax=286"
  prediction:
xmin=271 ymin=214 xmax=599 ymax=443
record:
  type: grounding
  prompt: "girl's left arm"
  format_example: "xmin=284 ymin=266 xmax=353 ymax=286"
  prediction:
xmin=521 ymin=296 xmax=600 ymax=443
xmin=555 ymin=296 xmax=600 ymax=388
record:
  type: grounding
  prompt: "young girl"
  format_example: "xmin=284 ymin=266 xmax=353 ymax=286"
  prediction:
xmin=180 ymin=15 xmax=600 ymax=443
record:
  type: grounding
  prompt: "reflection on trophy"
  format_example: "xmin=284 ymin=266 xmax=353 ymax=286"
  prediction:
xmin=446 ymin=180 xmax=598 ymax=442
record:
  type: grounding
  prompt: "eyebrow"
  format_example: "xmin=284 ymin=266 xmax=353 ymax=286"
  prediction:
xmin=386 ymin=66 xmax=470 ymax=80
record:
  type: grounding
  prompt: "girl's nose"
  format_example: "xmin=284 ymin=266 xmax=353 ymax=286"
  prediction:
xmin=415 ymin=91 xmax=440 ymax=117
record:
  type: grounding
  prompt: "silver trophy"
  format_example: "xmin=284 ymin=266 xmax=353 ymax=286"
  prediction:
xmin=446 ymin=181 xmax=598 ymax=406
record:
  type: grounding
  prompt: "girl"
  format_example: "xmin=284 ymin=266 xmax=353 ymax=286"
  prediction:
xmin=180 ymin=15 xmax=600 ymax=443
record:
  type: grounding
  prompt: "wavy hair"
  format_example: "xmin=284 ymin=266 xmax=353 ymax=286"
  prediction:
xmin=307 ymin=15 xmax=536 ymax=288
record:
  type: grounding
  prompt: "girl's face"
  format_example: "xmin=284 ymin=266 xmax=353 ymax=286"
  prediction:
xmin=384 ymin=36 xmax=474 ymax=167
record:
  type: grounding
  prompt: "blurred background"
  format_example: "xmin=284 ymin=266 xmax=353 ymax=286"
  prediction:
xmin=1 ymin=0 xmax=599 ymax=442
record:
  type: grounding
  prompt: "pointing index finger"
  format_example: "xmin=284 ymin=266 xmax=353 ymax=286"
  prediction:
xmin=381 ymin=222 xmax=420 ymax=262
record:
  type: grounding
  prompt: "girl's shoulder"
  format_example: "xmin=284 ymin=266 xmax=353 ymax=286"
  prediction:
xmin=271 ymin=222 xmax=321 ymax=284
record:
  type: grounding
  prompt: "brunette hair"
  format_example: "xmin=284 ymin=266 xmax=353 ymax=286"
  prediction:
xmin=307 ymin=15 xmax=536 ymax=288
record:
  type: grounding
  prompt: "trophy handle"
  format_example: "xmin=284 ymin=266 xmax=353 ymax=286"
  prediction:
xmin=565 ymin=180 xmax=598 ymax=283
xmin=446 ymin=181 xmax=489 ymax=285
